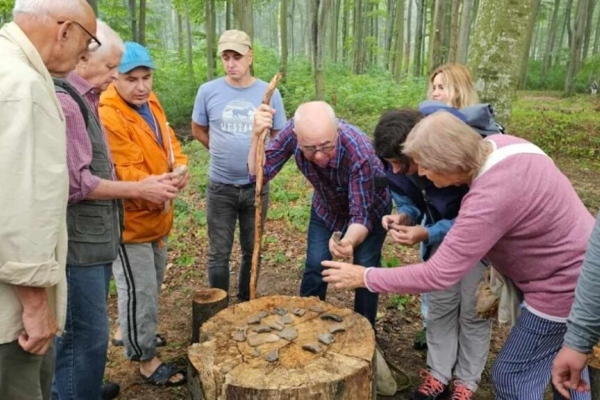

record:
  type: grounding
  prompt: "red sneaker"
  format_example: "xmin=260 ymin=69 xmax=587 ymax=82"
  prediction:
xmin=451 ymin=381 xmax=474 ymax=400
xmin=413 ymin=370 xmax=450 ymax=400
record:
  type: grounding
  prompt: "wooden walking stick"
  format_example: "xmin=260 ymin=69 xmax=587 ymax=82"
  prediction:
xmin=250 ymin=73 xmax=282 ymax=300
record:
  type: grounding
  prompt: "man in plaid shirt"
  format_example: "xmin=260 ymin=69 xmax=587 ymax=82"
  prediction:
xmin=249 ymin=101 xmax=390 ymax=326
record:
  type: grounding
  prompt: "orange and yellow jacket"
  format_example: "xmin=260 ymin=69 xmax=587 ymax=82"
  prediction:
xmin=99 ymin=84 xmax=188 ymax=244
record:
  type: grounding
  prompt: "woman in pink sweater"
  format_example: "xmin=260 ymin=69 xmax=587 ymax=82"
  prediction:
xmin=323 ymin=111 xmax=595 ymax=400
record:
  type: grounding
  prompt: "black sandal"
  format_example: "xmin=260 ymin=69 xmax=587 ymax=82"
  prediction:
xmin=141 ymin=362 xmax=186 ymax=387
xmin=112 ymin=333 xmax=167 ymax=347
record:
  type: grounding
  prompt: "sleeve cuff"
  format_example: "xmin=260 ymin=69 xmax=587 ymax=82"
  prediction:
xmin=364 ymin=267 xmax=377 ymax=293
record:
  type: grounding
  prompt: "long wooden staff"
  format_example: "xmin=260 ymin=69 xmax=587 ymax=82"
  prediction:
xmin=250 ymin=73 xmax=283 ymax=300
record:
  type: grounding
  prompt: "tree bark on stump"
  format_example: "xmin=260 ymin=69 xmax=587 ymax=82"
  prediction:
xmin=188 ymin=295 xmax=375 ymax=399
xmin=590 ymin=362 xmax=600 ymax=399
xmin=192 ymin=288 xmax=228 ymax=344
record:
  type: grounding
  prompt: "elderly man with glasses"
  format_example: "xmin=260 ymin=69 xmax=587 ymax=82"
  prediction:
xmin=249 ymin=101 xmax=391 ymax=328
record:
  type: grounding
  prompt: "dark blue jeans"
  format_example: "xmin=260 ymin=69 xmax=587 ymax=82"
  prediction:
xmin=300 ymin=210 xmax=386 ymax=327
xmin=52 ymin=264 xmax=112 ymax=400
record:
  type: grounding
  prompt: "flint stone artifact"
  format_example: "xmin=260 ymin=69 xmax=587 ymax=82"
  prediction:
xmin=320 ymin=313 xmax=343 ymax=323
xmin=309 ymin=305 xmax=324 ymax=313
xmin=258 ymin=311 xmax=268 ymax=318
xmin=268 ymin=321 xmax=285 ymax=331
xmin=247 ymin=314 xmax=262 ymax=324
xmin=232 ymin=329 xmax=246 ymax=342
xmin=280 ymin=314 xmax=293 ymax=325
xmin=302 ymin=343 xmax=323 ymax=354
xmin=329 ymin=324 xmax=346 ymax=334
xmin=247 ymin=333 xmax=264 ymax=347
xmin=253 ymin=325 xmax=271 ymax=333
xmin=292 ymin=308 xmax=306 ymax=317
xmin=265 ymin=349 xmax=279 ymax=362
xmin=278 ymin=327 xmax=298 ymax=341
xmin=264 ymin=333 xmax=280 ymax=343
xmin=318 ymin=333 xmax=335 ymax=345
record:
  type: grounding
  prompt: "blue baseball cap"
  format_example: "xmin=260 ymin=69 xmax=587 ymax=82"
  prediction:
xmin=118 ymin=42 xmax=155 ymax=74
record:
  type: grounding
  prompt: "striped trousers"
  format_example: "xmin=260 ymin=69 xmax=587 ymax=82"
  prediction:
xmin=113 ymin=239 xmax=168 ymax=362
xmin=492 ymin=308 xmax=591 ymax=399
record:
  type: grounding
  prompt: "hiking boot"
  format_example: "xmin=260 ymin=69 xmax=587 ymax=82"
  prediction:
xmin=412 ymin=370 xmax=449 ymax=400
xmin=451 ymin=381 xmax=474 ymax=400
xmin=413 ymin=328 xmax=428 ymax=350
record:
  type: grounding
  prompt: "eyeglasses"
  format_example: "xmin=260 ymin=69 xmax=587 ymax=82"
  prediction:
xmin=299 ymin=144 xmax=336 ymax=155
xmin=57 ymin=20 xmax=102 ymax=52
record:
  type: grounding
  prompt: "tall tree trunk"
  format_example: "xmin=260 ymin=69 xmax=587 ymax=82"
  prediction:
xmin=593 ymin=4 xmax=600 ymax=55
xmin=582 ymin=0 xmax=597 ymax=60
xmin=234 ymin=0 xmax=254 ymax=40
xmin=342 ymin=0 xmax=350 ymax=61
xmin=404 ymin=0 xmax=413 ymax=74
xmin=393 ymin=0 xmax=405 ymax=81
xmin=414 ymin=0 xmax=425 ymax=76
xmin=138 ymin=0 xmax=146 ymax=45
xmin=281 ymin=0 xmax=289 ymax=81
xmin=290 ymin=0 xmax=296 ymax=55
xmin=429 ymin=0 xmax=446 ymax=72
xmin=206 ymin=0 xmax=216 ymax=81
xmin=226 ymin=0 xmax=232 ymax=30
xmin=129 ymin=0 xmax=138 ymax=42
xmin=565 ymin=0 xmax=589 ymax=95
xmin=448 ymin=0 xmax=460 ymax=62
xmin=87 ymin=0 xmax=98 ymax=15
xmin=556 ymin=0 xmax=572 ymax=65
xmin=385 ymin=0 xmax=396 ymax=69
xmin=518 ymin=0 xmax=541 ymax=89
xmin=311 ymin=0 xmax=331 ymax=100
xmin=352 ymin=0 xmax=365 ymax=74
xmin=542 ymin=0 xmax=561 ymax=75
xmin=456 ymin=0 xmax=473 ymax=63
xmin=330 ymin=0 xmax=341 ymax=62
xmin=467 ymin=0 xmax=534 ymax=124
xmin=184 ymin=0 xmax=194 ymax=83
xmin=177 ymin=11 xmax=184 ymax=58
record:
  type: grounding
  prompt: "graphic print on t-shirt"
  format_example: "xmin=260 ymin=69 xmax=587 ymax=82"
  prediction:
xmin=220 ymin=98 xmax=256 ymax=137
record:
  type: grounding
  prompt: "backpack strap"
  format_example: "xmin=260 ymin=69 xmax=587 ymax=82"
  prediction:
xmin=476 ymin=141 xmax=549 ymax=179
xmin=53 ymin=78 xmax=89 ymax=128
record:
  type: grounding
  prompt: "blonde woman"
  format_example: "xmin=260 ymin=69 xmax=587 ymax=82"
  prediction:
xmin=323 ymin=112 xmax=594 ymax=400
xmin=429 ymin=63 xmax=479 ymax=108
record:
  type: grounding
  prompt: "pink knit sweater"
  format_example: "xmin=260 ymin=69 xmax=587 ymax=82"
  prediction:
xmin=366 ymin=135 xmax=595 ymax=317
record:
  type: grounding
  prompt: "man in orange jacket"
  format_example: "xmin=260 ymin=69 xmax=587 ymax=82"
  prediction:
xmin=99 ymin=42 xmax=188 ymax=387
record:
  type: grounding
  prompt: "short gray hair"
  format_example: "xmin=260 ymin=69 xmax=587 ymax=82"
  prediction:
xmin=294 ymin=101 xmax=338 ymax=128
xmin=92 ymin=20 xmax=124 ymax=58
xmin=13 ymin=0 xmax=87 ymax=20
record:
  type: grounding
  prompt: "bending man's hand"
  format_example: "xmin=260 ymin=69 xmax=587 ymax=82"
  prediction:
xmin=321 ymin=260 xmax=367 ymax=290
xmin=552 ymin=346 xmax=591 ymax=398
xmin=389 ymin=225 xmax=428 ymax=246
xmin=382 ymin=213 xmax=411 ymax=230
xmin=329 ymin=237 xmax=354 ymax=259
xmin=252 ymin=104 xmax=275 ymax=137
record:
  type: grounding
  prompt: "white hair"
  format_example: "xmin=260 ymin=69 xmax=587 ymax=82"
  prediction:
xmin=13 ymin=0 xmax=87 ymax=20
xmin=93 ymin=20 xmax=124 ymax=58
xmin=294 ymin=101 xmax=338 ymax=127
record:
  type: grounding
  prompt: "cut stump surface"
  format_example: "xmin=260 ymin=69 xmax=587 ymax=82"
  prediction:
xmin=188 ymin=295 xmax=375 ymax=400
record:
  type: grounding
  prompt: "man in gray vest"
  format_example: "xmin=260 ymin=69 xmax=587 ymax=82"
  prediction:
xmin=53 ymin=21 xmax=179 ymax=400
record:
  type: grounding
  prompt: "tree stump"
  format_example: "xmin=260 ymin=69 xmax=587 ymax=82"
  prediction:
xmin=192 ymin=288 xmax=228 ymax=344
xmin=188 ymin=295 xmax=375 ymax=400
xmin=590 ymin=361 xmax=600 ymax=399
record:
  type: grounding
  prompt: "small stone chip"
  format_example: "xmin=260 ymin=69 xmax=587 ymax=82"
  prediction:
xmin=318 ymin=333 xmax=335 ymax=345
xmin=253 ymin=325 xmax=271 ymax=333
xmin=320 ymin=313 xmax=343 ymax=322
xmin=232 ymin=330 xmax=246 ymax=342
xmin=258 ymin=311 xmax=268 ymax=319
xmin=278 ymin=327 xmax=298 ymax=341
xmin=280 ymin=314 xmax=294 ymax=325
xmin=265 ymin=348 xmax=279 ymax=362
xmin=264 ymin=333 xmax=280 ymax=343
xmin=276 ymin=308 xmax=288 ymax=316
xmin=292 ymin=308 xmax=306 ymax=317
xmin=247 ymin=333 xmax=264 ymax=347
xmin=252 ymin=348 xmax=260 ymax=358
xmin=247 ymin=314 xmax=262 ymax=324
xmin=268 ymin=321 xmax=285 ymax=331
xmin=302 ymin=343 xmax=323 ymax=354
xmin=309 ymin=305 xmax=324 ymax=313
xmin=329 ymin=324 xmax=346 ymax=334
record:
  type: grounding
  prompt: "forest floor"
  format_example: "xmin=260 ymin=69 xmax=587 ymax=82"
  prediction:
xmin=104 ymin=92 xmax=600 ymax=399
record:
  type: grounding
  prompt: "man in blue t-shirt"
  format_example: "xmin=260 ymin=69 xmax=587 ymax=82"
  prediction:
xmin=191 ymin=30 xmax=286 ymax=301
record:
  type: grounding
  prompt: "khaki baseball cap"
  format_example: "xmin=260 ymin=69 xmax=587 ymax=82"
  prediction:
xmin=218 ymin=30 xmax=252 ymax=55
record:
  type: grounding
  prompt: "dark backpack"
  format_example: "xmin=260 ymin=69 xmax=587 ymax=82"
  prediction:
xmin=418 ymin=100 xmax=504 ymax=137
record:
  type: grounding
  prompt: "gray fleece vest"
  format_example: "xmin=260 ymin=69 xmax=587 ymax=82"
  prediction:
xmin=54 ymin=79 xmax=123 ymax=266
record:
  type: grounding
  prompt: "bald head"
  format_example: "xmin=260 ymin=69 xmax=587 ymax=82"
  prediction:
xmin=293 ymin=101 xmax=338 ymax=141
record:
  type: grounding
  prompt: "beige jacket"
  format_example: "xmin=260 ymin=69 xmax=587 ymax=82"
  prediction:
xmin=0 ymin=22 xmax=68 ymax=344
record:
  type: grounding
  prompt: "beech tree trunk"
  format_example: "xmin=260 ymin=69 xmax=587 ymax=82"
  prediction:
xmin=393 ymin=0 xmax=405 ymax=81
xmin=456 ymin=0 xmax=473 ymax=63
xmin=281 ymin=0 xmax=289 ymax=81
xmin=542 ymin=0 xmax=561 ymax=75
xmin=188 ymin=296 xmax=376 ymax=400
xmin=564 ymin=0 xmax=589 ymax=96
xmin=413 ymin=0 xmax=425 ymax=76
xmin=129 ymin=0 xmax=138 ymax=42
xmin=518 ymin=0 xmax=542 ymax=90
xmin=429 ymin=0 xmax=446 ymax=72
xmin=138 ymin=0 xmax=146 ymax=45
xmin=467 ymin=0 xmax=534 ymax=124
xmin=205 ymin=0 xmax=216 ymax=81
xmin=404 ymin=0 xmax=413 ymax=75
xmin=448 ymin=0 xmax=460 ymax=63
